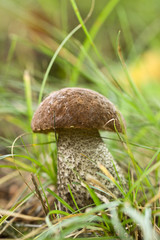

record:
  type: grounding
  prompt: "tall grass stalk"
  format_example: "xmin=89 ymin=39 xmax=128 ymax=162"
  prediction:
xmin=38 ymin=24 xmax=81 ymax=104
xmin=23 ymin=70 xmax=33 ymax=123
xmin=117 ymin=31 xmax=155 ymax=122
xmin=70 ymin=0 xmax=120 ymax=85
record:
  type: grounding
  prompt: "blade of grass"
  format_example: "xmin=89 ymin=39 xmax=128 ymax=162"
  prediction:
xmin=67 ymin=184 xmax=81 ymax=213
xmin=70 ymin=32 xmax=141 ymax=112
xmin=111 ymin=207 xmax=133 ymax=240
xmin=5 ymin=116 xmax=29 ymax=131
xmin=0 ymin=170 xmax=19 ymax=185
xmin=70 ymin=0 xmax=120 ymax=85
xmin=70 ymin=0 xmax=126 ymax=93
xmin=47 ymin=188 xmax=75 ymax=213
xmin=16 ymin=154 xmax=49 ymax=174
xmin=0 ymin=209 xmax=44 ymax=221
xmin=122 ymin=204 xmax=156 ymax=240
xmin=23 ymin=70 xmax=33 ymax=124
xmin=70 ymin=0 xmax=98 ymax=55
xmin=67 ymin=238 xmax=116 ymax=240
xmin=48 ymin=210 xmax=70 ymax=216
xmin=38 ymin=24 xmax=82 ymax=104
xmin=37 ymin=174 xmax=51 ymax=213
xmin=0 ymin=179 xmax=51 ymax=228
xmin=3 ymin=153 xmax=50 ymax=174
xmin=0 ymin=165 xmax=24 ymax=170
xmin=2 ymin=157 xmax=37 ymax=173
xmin=60 ymin=0 xmax=68 ymax=33
xmin=126 ymin=150 xmax=160 ymax=198
xmin=96 ymin=172 xmax=126 ymax=198
xmin=36 ymin=214 xmax=102 ymax=240
xmin=6 ymin=34 xmax=18 ymax=74
xmin=0 ymin=191 xmax=33 ymax=226
xmin=117 ymin=31 xmax=155 ymax=122
xmin=117 ymin=6 xmax=136 ymax=57
xmin=84 ymin=183 xmax=112 ymax=231
xmin=116 ymin=122 xmax=155 ymax=195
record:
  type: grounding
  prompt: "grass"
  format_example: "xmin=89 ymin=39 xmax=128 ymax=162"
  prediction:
xmin=0 ymin=0 xmax=160 ymax=239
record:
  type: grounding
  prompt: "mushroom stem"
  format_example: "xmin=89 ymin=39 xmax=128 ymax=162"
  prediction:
xmin=57 ymin=128 xmax=126 ymax=210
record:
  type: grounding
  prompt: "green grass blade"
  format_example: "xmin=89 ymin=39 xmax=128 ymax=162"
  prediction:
xmin=38 ymin=24 xmax=82 ymax=104
xmin=48 ymin=210 xmax=70 ymax=216
xmin=126 ymin=152 xmax=160 ymax=198
xmin=111 ymin=207 xmax=133 ymax=240
xmin=117 ymin=6 xmax=135 ymax=56
xmin=70 ymin=0 xmax=104 ymax=67
xmin=2 ymin=157 xmax=37 ymax=173
xmin=123 ymin=205 xmax=156 ymax=240
xmin=70 ymin=0 xmax=120 ymax=84
xmin=117 ymin=31 xmax=154 ymax=122
xmin=15 ymin=154 xmax=49 ymax=174
xmin=85 ymin=183 xmax=101 ymax=206
xmin=23 ymin=70 xmax=33 ymax=124
xmin=0 ymin=191 xmax=33 ymax=225
xmin=47 ymin=188 xmax=75 ymax=213
xmin=67 ymin=184 xmax=81 ymax=213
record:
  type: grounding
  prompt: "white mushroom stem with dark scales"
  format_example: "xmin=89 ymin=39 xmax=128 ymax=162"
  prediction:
xmin=57 ymin=128 xmax=126 ymax=211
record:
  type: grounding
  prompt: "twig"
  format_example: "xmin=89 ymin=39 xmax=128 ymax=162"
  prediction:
xmin=31 ymin=174 xmax=48 ymax=216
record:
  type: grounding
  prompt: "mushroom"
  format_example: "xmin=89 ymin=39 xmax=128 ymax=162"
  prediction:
xmin=31 ymin=88 xmax=126 ymax=210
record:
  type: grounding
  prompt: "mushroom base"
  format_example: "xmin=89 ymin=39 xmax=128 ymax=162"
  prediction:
xmin=57 ymin=128 xmax=126 ymax=211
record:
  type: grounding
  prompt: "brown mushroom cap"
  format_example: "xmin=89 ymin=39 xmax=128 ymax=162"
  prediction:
xmin=31 ymin=88 xmax=125 ymax=133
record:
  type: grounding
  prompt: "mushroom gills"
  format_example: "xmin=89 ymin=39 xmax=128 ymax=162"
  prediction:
xmin=57 ymin=128 xmax=126 ymax=211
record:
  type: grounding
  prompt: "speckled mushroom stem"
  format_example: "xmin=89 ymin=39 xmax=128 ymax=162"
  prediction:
xmin=57 ymin=128 xmax=126 ymax=211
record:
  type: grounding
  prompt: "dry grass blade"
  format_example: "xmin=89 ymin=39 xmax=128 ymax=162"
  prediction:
xmin=0 ymin=205 xmax=29 ymax=236
xmin=31 ymin=174 xmax=48 ymax=216
xmin=155 ymin=225 xmax=160 ymax=236
xmin=86 ymin=174 xmax=117 ymax=200
xmin=0 ymin=171 xmax=19 ymax=185
xmin=11 ymin=133 xmax=35 ymax=192
xmin=18 ymin=224 xmax=47 ymax=240
xmin=145 ymin=191 xmax=160 ymax=206
xmin=98 ymin=162 xmax=116 ymax=184
xmin=6 ymin=182 xmax=28 ymax=209
xmin=0 ymin=209 xmax=45 ymax=221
